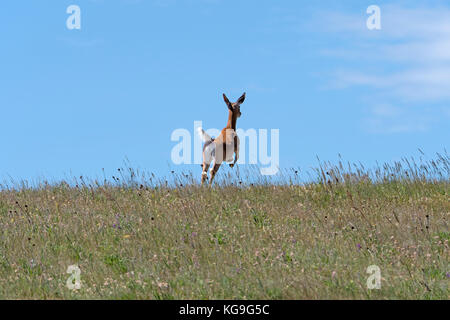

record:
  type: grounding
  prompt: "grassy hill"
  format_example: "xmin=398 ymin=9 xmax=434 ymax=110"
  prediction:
xmin=0 ymin=154 xmax=448 ymax=299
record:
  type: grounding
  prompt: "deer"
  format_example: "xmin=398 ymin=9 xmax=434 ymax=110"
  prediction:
xmin=197 ymin=92 xmax=246 ymax=186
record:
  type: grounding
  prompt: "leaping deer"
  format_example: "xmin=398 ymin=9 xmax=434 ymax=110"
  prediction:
xmin=198 ymin=92 xmax=246 ymax=185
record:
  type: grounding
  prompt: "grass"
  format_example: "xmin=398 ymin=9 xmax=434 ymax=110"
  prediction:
xmin=0 ymin=153 xmax=448 ymax=299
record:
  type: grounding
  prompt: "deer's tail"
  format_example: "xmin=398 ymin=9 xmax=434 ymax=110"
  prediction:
xmin=197 ymin=127 xmax=213 ymax=142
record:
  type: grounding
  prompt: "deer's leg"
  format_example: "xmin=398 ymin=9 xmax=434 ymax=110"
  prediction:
xmin=230 ymin=150 xmax=239 ymax=168
xmin=209 ymin=158 xmax=216 ymax=175
xmin=201 ymin=142 xmax=215 ymax=185
xmin=209 ymin=163 xmax=221 ymax=186
xmin=229 ymin=136 xmax=239 ymax=168
xmin=230 ymin=148 xmax=239 ymax=168
xmin=201 ymin=163 xmax=210 ymax=185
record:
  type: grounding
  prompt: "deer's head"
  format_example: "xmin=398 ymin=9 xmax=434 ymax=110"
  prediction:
xmin=223 ymin=92 xmax=246 ymax=118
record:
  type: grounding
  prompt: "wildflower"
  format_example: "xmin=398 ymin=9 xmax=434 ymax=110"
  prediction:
xmin=357 ymin=244 xmax=362 ymax=250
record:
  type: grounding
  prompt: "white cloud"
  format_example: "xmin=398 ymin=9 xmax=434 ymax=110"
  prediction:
xmin=322 ymin=5 xmax=450 ymax=99
xmin=334 ymin=67 xmax=450 ymax=101
xmin=371 ymin=104 xmax=402 ymax=117
xmin=59 ymin=37 xmax=102 ymax=48
xmin=315 ymin=5 xmax=450 ymax=39
xmin=312 ymin=4 xmax=450 ymax=133
xmin=363 ymin=103 xmax=433 ymax=134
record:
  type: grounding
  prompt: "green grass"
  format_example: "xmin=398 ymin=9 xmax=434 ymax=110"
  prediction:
xmin=0 ymin=154 xmax=448 ymax=299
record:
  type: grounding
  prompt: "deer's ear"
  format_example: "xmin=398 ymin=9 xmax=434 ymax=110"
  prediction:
xmin=236 ymin=92 xmax=246 ymax=105
xmin=223 ymin=94 xmax=232 ymax=108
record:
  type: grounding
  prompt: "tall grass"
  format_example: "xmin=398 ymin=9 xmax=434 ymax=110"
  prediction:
xmin=0 ymin=153 xmax=448 ymax=299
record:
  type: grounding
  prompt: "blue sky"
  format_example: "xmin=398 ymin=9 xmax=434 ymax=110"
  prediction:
xmin=0 ymin=0 xmax=449 ymax=183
